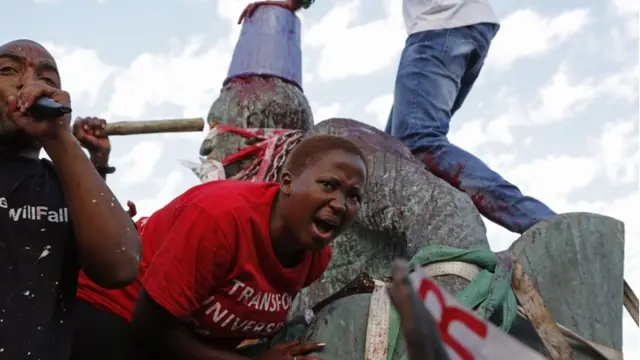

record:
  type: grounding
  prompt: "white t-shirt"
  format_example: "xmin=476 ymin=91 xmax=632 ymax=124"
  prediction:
xmin=403 ymin=0 xmax=499 ymax=35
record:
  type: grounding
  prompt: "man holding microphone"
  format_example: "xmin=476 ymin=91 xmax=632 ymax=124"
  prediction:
xmin=0 ymin=39 xmax=141 ymax=360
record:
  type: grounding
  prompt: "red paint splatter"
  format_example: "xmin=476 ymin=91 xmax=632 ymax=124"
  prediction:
xmin=0 ymin=40 xmax=55 ymax=64
xmin=423 ymin=151 xmax=525 ymax=232
xmin=423 ymin=152 xmax=463 ymax=189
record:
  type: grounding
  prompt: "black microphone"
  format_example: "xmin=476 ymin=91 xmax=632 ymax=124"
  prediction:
xmin=28 ymin=97 xmax=72 ymax=120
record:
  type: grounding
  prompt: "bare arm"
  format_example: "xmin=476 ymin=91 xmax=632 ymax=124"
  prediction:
xmin=73 ymin=117 xmax=111 ymax=181
xmin=42 ymin=132 xmax=140 ymax=288
xmin=73 ymin=117 xmax=140 ymax=219
xmin=132 ymin=289 xmax=251 ymax=360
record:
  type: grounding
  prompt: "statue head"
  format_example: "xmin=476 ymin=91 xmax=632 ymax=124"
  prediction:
xmin=197 ymin=5 xmax=313 ymax=179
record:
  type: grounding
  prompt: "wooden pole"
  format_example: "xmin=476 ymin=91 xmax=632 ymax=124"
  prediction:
xmin=103 ymin=118 xmax=205 ymax=136
xmin=511 ymin=258 xmax=576 ymax=360
xmin=624 ymin=279 xmax=639 ymax=326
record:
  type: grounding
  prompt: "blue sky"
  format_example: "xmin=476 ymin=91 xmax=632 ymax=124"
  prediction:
xmin=4 ymin=0 xmax=639 ymax=355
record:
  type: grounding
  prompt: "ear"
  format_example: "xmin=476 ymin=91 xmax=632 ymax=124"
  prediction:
xmin=279 ymin=170 xmax=293 ymax=195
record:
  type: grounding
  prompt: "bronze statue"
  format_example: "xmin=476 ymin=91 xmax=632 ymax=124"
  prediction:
xmin=183 ymin=3 xmax=627 ymax=359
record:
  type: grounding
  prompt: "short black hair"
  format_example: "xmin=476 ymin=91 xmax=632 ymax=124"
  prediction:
xmin=283 ymin=134 xmax=368 ymax=177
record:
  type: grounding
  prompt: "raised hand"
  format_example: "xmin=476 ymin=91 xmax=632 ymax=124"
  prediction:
xmin=5 ymin=81 xmax=71 ymax=142
xmin=126 ymin=200 xmax=137 ymax=218
xmin=72 ymin=116 xmax=111 ymax=158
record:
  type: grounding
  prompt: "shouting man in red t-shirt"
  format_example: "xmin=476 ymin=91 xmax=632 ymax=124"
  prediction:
xmin=72 ymin=134 xmax=368 ymax=360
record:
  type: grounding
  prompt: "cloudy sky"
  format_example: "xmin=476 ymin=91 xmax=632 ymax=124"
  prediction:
xmin=5 ymin=0 xmax=639 ymax=355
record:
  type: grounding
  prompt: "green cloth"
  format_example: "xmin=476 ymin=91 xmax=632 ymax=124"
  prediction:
xmin=387 ymin=245 xmax=518 ymax=360
xmin=258 ymin=245 xmax=517 ymax=360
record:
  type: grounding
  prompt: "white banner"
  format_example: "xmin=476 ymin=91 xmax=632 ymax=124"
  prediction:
xmin=409 ymin=268 xmax=547 ymax=360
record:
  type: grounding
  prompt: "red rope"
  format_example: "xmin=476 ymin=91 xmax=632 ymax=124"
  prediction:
xmin=213 ymin=124 xmax=303 ymax=182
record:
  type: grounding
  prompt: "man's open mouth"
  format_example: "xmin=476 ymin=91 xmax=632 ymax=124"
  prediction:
xmin=312 ymin=218 xmax=339 ymax=236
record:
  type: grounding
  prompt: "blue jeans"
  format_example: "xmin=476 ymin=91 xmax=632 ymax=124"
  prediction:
xmin=386 ymin=23 xmax=556 ymax=234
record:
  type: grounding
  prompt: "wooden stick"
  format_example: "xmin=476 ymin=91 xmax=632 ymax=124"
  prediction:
xmin=103 ymin=118 xmax=205 ymax=136
xmin=511 ymin=257 xmax=576 ymax=360
xmin=624 ymin=279 xmax=639 ymax=326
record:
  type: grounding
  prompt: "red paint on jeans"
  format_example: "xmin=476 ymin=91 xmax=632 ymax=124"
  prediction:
xmin=422 ymin=151 xmax=518 ymax=229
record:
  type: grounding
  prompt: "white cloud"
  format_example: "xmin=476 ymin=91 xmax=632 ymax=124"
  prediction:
xmin=312 ymin=102 xmax=342 ymax=123
xmin=448 ymin=92 xmax=522 ymax=153
xmin=527 ymin=64 xmax=638 ymax=125
xmin=104 ymin=36 xmax=232 ymax=120
xmin=448 ymin=119 xmax=488 ymax=153
xmin=304 ymin=0 xmax=405 ymax=82
xmin=452 ymin=111 xmax=521 ymax=152
xmin=487 ymin=8 xmax=590 ymax=70
xmin=215 ymin=0 xmax=253 ymax=25
xmin=610 ymin=0 xmax=639 ymax=16
xmin=113 ymin=141 xmax=164 ymax=186
xmin=43 ymin=43 xmax=118 ymax=107
xmin=215 ymin=0 xmax=254 ymax=45
xmin=130 ymin=171 xmax=186 ymax=220
xmin=509 ymin=156 xmax=600 ymax=203
xmin=364 ymin=93 xmax=393 ymax=130
xmin=597 ymin=120 xmax=639 ymax=186
xmin=101 ymin=0 xmax=266 ymax=121
xmin=623 ymin=17 xmax=639 ymax=39
xmin=622 ymin=312 xmax=639 ymax=358
xmin=490 ymin=64 xmax=638 ymax=128
xmin=598 ymin=64 xmax=639 ymax=102
xmin=529 ymin=66 xmax=596 ymax=125
xmin=484 ymin=113 xmax=519 ymax=145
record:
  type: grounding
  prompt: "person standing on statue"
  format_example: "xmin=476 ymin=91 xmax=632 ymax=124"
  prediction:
xmin=386 ymin=0 xmax=556 ymax=234
xmin=0 ymin=39 xmax=141 ymax=360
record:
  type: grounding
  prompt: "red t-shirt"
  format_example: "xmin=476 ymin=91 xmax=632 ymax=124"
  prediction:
xmin=76 ymin=180 xmax=331 ymax=348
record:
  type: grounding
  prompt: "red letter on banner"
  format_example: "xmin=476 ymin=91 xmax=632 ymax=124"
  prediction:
xmin=417 ymin=278 xmax=489 ymax=360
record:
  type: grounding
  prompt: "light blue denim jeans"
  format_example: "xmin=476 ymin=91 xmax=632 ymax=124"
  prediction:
xmin=386 ymin=23 xmax=556 ymax=234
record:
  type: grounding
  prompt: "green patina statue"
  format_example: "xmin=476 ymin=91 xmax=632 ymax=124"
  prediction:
xmin=183 ymin=3 xmax=628 ymax=359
